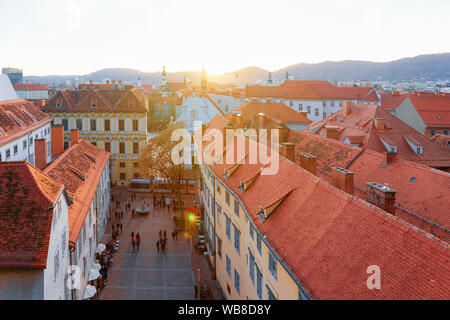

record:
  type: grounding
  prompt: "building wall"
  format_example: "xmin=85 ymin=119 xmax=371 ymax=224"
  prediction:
xmin=16 ymin=90 xmax=49 ymax=100
xmin=0 ymin=122 xmax=52 ymax=165
xmin=197 ymin=159 xmax=308 ymax=300
xmin=206 ymin=93 xmax=245 ymax=114
xmin=48 ymin=111 xmax=147 ymax=185
xmin=0 ymin=270 xmax=44 ymax=299
xmin=43 ymin=192 xmax=71 ymax=300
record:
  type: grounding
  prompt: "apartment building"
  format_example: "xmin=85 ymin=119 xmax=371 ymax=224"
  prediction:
xmin=43 ymin=85 xmax=147 ymax=185
xmin=194 ymin=114 xmax=449 ymax=300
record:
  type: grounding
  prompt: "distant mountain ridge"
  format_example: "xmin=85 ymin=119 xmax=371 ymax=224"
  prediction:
xmin=23 ymin=53 xmax=450 ymax=84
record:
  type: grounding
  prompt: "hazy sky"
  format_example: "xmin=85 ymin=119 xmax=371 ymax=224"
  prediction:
xmin=1 ymin=0 xmax=449 ymax=76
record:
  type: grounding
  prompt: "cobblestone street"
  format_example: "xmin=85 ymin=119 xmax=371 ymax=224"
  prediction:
xmin=98 ymin=190 xmax=196 ymax=300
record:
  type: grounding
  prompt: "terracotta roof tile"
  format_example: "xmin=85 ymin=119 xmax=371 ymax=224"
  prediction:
xmin=0 ymin=162 xmax=64 ymax=269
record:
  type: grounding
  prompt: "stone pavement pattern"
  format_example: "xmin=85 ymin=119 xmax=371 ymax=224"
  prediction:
xmin=99 ymin=191 xmax=196 ymax=300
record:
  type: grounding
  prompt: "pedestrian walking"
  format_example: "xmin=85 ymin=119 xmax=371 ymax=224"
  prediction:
xmin=159 ymin=229 xmax=162 ymax=239
xmin=119 ymin=223 xmax=123 ymax=233
xmin=136 ymin=233 xmax=141 ymax=251
xmin=161 ymin=239 xmax=166 ymax=254
xmin=116 ymin=222 xmax=120 ymax=233
xmin=156 ymin=240 xmax=160 ymax=253
xmin=163 ymin=229 xmax=167 ymax=239
xmin=131 ymin=232 xmax=135 ymax=251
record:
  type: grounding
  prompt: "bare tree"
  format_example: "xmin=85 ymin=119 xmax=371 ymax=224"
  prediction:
xmin=139 ymin=122 xmax=186 ymax=199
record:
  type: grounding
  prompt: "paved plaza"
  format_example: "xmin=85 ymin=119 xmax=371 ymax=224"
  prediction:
xmin=99 ymin=191 xmax=196 ymax=300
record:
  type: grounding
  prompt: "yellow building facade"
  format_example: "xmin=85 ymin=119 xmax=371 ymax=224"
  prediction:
xmin=197 ymin=159 xmax=310 ymax=300
xmin=43 ymin=87 xmax=148 ymax=185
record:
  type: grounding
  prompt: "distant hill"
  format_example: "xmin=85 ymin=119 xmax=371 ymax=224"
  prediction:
xmin=23 ymin=53 xmax=450 ymax=84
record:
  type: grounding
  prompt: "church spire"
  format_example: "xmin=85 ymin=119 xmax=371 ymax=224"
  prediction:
xmin=161 ymin=65 xmax=167 ymax=90
xmin=201 ymin=65 xmax=207 ymax=91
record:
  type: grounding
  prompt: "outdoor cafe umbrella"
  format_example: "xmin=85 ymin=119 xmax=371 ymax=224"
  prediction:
xmin=88 ymin=268 xmax=101 ymax=281
xmin=91 ymin=262 xmax=101 ymax=271
xmin=96 ymin=243 xmax=106 ymax=254
xmin=83 ymin=285 xmax=97 ymax=299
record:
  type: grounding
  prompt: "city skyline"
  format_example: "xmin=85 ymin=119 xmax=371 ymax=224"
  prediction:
xmin=1 ymin=0 xmax=449 ymax=76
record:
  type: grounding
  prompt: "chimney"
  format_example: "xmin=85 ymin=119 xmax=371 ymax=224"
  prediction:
xmin=384 ymin=151 xmax=396 ymax=165
xmin=299 ymin=152 xmax=316 ymax=175
xmin=222 ymin=125 xmax=233 ymax=149
xmin=365 ymin=182 xmax=397 ymax=214
xmin=34 ymin=139 xmax=47 ymax=170
xmin=326 ymin=126 xmax=341 ymax=140
xmin=374 ymin=118 xmax=385 ymax=131
xmin=201 ymin=124 xmax=206 ymax=136
xmin=258 ymin=112 xmax=265 ymax=128
xmin=331 ymin=167 xmax=354 ymax=195
xmin=51 ymin=125 xmax=65 ymax=157
xmin=280 ymin=142 xmax=295 ymax=162
xmin=71 ymin=129 xmax=79 ymax=145
xmin=342 ymin=101 xmax=351 ymax=115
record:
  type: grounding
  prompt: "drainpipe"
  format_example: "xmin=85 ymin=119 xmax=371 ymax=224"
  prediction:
xmin=69 ymin=244 xmax=76 ymax=300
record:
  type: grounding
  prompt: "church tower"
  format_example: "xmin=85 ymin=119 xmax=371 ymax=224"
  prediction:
xmin=161 ymin=65 xmax=167 ymax=90
xmin=267 ymin=71 xmax=273 ymax=85
xmin=201 ymin=66 xmax=207 ymax=91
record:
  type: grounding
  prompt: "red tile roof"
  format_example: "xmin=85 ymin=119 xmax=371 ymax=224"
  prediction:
xmin=246 ymin=80 xmax=378 ymax=101
xmin=289 ymin=129 xmax=450 ymax=242
xmin=43 ymin=87 xmax=148 ymax=113
xmin=431 ymin=134 xmax=450 ymax=151
xmin=197 ymin=119 xmax=449 ymax=299
xmin=44 ymin=140 xmax=110 ymax=245
xmin=0 ymin=98 xmax=53 ymax=147
xmin=231 ymin=101 xmax=311 ymax=124
xmin=307 ymin=103 xmax=450 ymax=168
xmin=13 ymin=84 xmax=48 ymax=91
xmin=408 ymin=93 xmax=450 ymax=127
xmin=380 ymin=93 xmax=408 ymax=110
xmin=0 ymin=161 xmax=64 ymax=269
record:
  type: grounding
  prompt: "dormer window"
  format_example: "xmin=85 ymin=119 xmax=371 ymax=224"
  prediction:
xmin=56 ymin=103 xmax=62 ymax=108
xmin=405 ymin=136 xmax=423 ymax=155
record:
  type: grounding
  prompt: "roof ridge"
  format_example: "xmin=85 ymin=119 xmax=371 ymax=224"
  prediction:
xmin=25 ymin=162 xmax=62 ymax=205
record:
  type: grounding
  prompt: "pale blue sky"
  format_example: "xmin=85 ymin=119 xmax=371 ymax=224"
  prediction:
xmin=1 ymin=0 xmax=449 ymax=76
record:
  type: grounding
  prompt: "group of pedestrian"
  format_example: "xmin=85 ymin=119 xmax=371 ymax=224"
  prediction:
xmin=156 ymin=229 xmax=167 ymax=254
xmin=131 ymin=231 xmax=141 ymax=251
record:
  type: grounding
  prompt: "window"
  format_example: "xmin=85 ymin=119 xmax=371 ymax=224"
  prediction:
xmin=119 ymin=119 xmax=125 ymax=131
xmin=257 ymin=234 xmax=262 ymax=255
xmin=120 ymin=173 xmax=126 ymax=180
xmin=216 ymin=203 xmax=222 ymax=225
xmin=216 ymin=183 xmax=221 ymax=194
xmin=233 ymin=225 xmax=240 ymax=254
xmin=76 ymin=119 xmax=83 ymax=130
xmin=54 ymin=251 xmax=59 ymax=281
xmin=290 ymin=100 xmax=293 ymax=107
xmin=331 ymin=101 xmax=335 ymax=107
xmin=225 ymin=215 xmax=231 ymax=240
xmin=119 ymin=162 xmax=125 ymax=168
xmin=91 ymin=142 xmax=97 ymax=147
xmin=430 ymin=129 xmax=436 ymax=137
xmin=6 ymin=148 xmax=11 ymax=160
xmin=217 ymin=236 xmax=222 ymax=258
xmin=13 ymin=144 xmax=18 ymax=155
xmin=226 ymin=255 xmax=231 ymax=277
xmin=225 ymin=105 xmax=229 ymax=112
xmin=233 ymin=198 xmax=239 ymax=216
xmin=119 ymin=142 xmax=125 ymax=154
xmin=62 ymin=119 xmax=68 ymax=131
xmin=234 ymin=269 xmax=240 ymax=294
xmin=256 ymin=265 xmax=262 ymax=299
xmin=133 ymin=142 xmax=139 ymax=154
xmin=23 ymin=139 xmax=27 ymax=150
xmin=268 ymin=251 xmax=277 ymax=280
xmin=307 ymin=106 xmax=311 ymax=113
xmin=90 ymin=119 xmax=96 ymax=131
xmin=323 ymin=112 xmax=327 ymax=119
xmin=249 ymin=249 xmax=255 ymax=284
xmin=61 ymin=229 xmax=66 ymax=257
xmin=315 ymin=108 xmax=319 ymax=117
xmin=443 ymin=130 xmax=448 ymax=136
xmin=298 ymin=104 xmax=302 ymax=111
xmin=134 ymin=173 xmax=139 ymax=178
xmin=104 ymin=119 xmax=110 ymax=131
xmin=104 ymin=142 xmax=111 ymax=152
xmin=225 ymin=191 xmax=230 ymax=205
xmin=133 ymin=162 xmax=139 ymax=168
xmin=29 ymin=137 xmax=33 ymax=146
xmin=133 ymin=119 xmax=139 ymax=131
xmin=322 ymin=101 xmax=326 ymax=107
xmin=249 ymin=223 xmax=254 ymax=240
